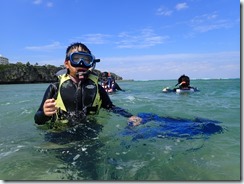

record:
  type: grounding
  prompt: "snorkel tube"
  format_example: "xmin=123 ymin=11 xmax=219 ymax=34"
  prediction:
xmin=75 ymin=58 xmax=100 ymax=78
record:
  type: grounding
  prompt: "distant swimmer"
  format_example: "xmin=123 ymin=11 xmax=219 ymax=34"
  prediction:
xmin=101 ymin=71 xmax=124 ymax=93
xmin=162 ymin=74 xmax=199 ymax=93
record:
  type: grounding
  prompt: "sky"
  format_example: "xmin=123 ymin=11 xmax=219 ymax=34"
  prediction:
xmin=0 ymin=0 xmax=241 ymax=80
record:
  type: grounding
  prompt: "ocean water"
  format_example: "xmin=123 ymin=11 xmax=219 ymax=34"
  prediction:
xmin=0 ymin=79 xmax=240 ymax=181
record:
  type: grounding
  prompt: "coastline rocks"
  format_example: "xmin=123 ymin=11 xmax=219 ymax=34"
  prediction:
xmin=0 ymin=63 xmax=122 ymax=84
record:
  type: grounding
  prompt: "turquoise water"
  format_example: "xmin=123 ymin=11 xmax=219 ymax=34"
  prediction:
xmin=0 ymin=79 xmax=240 ymax=180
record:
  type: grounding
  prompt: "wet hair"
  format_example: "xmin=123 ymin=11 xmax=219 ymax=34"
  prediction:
xmin=178 ymin=74 xmax=190 ymax=87
xmin=65 ymin=42 xmax=91 ymax=60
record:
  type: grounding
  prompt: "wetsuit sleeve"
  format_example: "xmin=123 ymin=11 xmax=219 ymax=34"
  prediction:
xmin=98 ymin=84 xmax=133 ymax=118
xmin=113 ymin=82 xmax=123 ymax=91
xmin=34 ymin=83 xmax=58 ymax=125
xmin=98 ymin=84 xmax=113 ymax=109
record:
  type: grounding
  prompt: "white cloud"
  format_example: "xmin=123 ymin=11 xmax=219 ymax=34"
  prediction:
xmin=24 ymin=28 xmax=169 ymax=57
xmin=25 ymin=51 xmax=239 ymax=80
xmin=33 ymin=0 xmax=42 ymax=5
xmin=73 ymin=29 xmax=169 ymax=49
xmin=72 ymin=34 xmax=112 ymax=44
xmin=190 ymin=12 xmax=232 ymax=32
xmin=33 ymin=0 xmax=53 ymax=8
xmin=175 ymin=3 xmax=188 ymax=10
xmin=98 ymin=51 xmax=240 ymax=80
xmin=116 ymin=28 xmax=169 ymax=48
xmin=156 ymin=7 xmax=173 ymax=16
xmin=25 ymin=41 xmax=63 ymax=51
xmin=156 ymin=3 xmax=188 ymax=16
xmin=46 ymin=2 xmax=53 ymax=8
xmin=191 ymin=12 xmax=218 ymax=24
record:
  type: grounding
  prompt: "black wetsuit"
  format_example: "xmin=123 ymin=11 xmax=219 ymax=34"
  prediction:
xmin=34 ymin=79 xmax=133 ymax=125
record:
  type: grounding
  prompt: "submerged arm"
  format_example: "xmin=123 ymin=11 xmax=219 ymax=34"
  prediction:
xmin=99 ymin=85 xmax=142 ymax=125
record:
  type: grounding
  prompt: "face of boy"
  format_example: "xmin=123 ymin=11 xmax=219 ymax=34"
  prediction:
xmin=64 ymin=47 xmax=89 ymax=80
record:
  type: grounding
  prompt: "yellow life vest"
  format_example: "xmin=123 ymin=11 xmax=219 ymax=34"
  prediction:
xmin=55 ymin=73 xmax=102 ymax=115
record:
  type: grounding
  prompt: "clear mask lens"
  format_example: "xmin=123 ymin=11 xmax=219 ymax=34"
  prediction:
xmin=69 ymin=52 xmax=94 ymax=68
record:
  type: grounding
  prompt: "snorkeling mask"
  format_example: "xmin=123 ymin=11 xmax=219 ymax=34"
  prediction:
xmin=67 ymin=52 xmax=100 ymax=68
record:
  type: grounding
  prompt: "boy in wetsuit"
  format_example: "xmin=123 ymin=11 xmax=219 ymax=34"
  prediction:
xmin=34 ymin=42 xmax=141 ymax=126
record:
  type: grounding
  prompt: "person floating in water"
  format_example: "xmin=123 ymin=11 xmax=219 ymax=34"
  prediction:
xmin=101 ymin=71 xmax=123 ymax=93
xmin=34 ymin=42 xmax=141 ymax=128
xmin=162 ymin=74 xmax=199 ymax=93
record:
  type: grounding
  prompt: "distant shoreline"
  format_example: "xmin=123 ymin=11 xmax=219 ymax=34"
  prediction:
xmin=0 ymin=62 xmax=123 ymax=84
xmin=0 ymin=77 xmax=239 ymax=85
xmin=118 ymin=79 xmax=134 ymax=82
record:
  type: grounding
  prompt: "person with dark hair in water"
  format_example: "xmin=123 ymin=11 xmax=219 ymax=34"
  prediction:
xmin=101 ymin=71 xmax=123 ymax=93
xmin=176 ymin=74 xmax=191 ymax=89
xmin=34 ymin=42 xmax=141 ymax=127
xmin=162 ymin=74 xmax=199 ymax=93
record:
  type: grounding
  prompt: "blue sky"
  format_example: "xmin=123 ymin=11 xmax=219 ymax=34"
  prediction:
xmin=0 ymin=0 xmax=241 ymax=80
